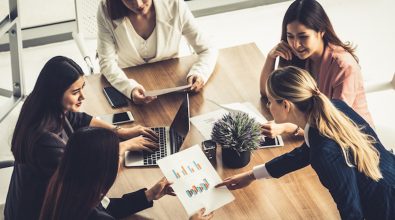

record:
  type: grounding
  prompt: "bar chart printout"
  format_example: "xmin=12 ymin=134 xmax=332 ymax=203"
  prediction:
xmin=157 ymin=145 xmax=234 ymax=216
xmin=172 ymin=161 xmax=202 ymax=179
xmin=186 ymin=178 xmax=209 ymax=197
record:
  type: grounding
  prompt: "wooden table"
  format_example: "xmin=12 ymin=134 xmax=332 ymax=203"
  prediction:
xmin=82 ymin=43 xmax=340 ymax=219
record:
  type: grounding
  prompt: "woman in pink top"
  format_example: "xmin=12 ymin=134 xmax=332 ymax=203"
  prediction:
xmin=260 ymin=0 xmax=373 ymax=137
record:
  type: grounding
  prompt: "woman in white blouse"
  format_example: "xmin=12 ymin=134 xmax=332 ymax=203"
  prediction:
xmin=97 ymin=0 xmax=218 ymax=104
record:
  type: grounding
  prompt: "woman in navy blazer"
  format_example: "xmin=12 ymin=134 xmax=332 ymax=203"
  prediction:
xmin=216 ymin=66 xmax=395 ymax=219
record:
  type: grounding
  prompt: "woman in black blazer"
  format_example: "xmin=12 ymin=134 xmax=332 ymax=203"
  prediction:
xmin=4 ymin=56 xmax=159 ymax=220
xmin=217 ymin=66 xmax=395 ymax=219
xmin=39 ymin=127 xmax=213 ymax=220
xmin=39 ymin=127 xmax=171 ymax=219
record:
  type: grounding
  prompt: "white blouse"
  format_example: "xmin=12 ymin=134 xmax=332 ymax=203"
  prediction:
xmin=127 ymin=20 xmax=157 ymax=62
xmin=97 ymin=0 xmax=218 ymax=98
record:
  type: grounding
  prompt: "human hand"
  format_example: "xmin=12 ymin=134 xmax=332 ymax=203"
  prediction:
xmin=131 ymin=86 xmax=157 ymax=104
xmin=145 ymin=177 xmax=176 ymax=202
xmin=189 ymin=208 xmax=214 ymax=220
xmin=268 ymin=41 xmax=293 ymax=60
xmin=187 ymin=75 xmax=204 ymax=92
xmin=215 ymin=171 xmax=255 ymax=190
xmin=120 ymin=125 xmax=158 ymax=141
xmin=261 ymin=121 xmax=285 ymax=138
xmin=120 ymin=136 xmax=158 ymax=153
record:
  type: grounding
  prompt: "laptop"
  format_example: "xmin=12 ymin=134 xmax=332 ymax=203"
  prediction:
xmin=125 ymin=93 xmax=190 ymax=167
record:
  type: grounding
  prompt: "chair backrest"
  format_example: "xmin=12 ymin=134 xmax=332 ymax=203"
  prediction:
xmin=0 ymin=160 xmax=14 ymax=220
xmin=365 ymin=72 xmax=395 ymax=93
xmin=75 ymin=0 xmax=100 ymax=39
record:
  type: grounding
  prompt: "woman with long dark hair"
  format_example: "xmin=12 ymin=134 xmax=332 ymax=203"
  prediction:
xmin=218 ymin=66 xmax=395 ymax=219
xmin=97 ymin=0 xmax=218 ymax=104
xmin=4 ymin=56 xmax=158 ymax=220
xmin=259 ymin=0 xmax=373 ymax=138
xmin=39 ymin=127 xmax=175 ymax=220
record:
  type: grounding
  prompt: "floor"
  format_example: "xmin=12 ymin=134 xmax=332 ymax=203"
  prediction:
xmin=0 ymin=0 xmax=394 ymax=204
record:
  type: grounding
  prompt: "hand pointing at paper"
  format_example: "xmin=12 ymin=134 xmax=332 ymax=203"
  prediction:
xmin=215 ymin=171 xmax=256 ymax=190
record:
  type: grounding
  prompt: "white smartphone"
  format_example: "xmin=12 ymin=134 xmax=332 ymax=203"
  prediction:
xmin=96 ymin=111 xmax=134 ymax=125
xmin=258 ymin=135 xmax=284 ymax=149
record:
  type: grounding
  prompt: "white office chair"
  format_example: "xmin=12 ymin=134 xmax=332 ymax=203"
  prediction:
xmin=73 ymin=0 xmax=100 ymax=74
xmin=364 ymin=72 xmax=395 ymax=93
xmin=364 ymin=72 xmax=395 ymax=152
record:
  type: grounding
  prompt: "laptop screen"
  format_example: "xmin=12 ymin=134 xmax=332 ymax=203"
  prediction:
xmin=169 ymin=93 xmax=190 ymax=138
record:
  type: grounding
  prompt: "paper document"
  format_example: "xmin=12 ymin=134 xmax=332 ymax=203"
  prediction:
xmin=191 ymin=102 xmax=267 ymax=139
xmin=145 ymin=85 xmax=191 ymax=97
xmin=157 ymin=145 xmax=234 ymax=216
xmin=190 ymin=102 xmax=284 ymax=148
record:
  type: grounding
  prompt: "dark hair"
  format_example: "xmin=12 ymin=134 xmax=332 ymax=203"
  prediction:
xmin=106 ymin=0 xmax=130 ymax=20
xmin=11 ymin=56 xmax=84 ymax=164
xmin=39 ymin=127 xmax=120 ymax=220
xmin=279 ymin=0 xmax=358 ymax=68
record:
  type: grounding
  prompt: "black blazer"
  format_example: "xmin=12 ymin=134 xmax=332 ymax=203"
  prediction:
xmin=265 ymin=100 xmax=395 ymax=220
xmin=4 ymin=112 xmax=93 ymax=220
xmin=88 ymin=189 xmax=153 ymax=220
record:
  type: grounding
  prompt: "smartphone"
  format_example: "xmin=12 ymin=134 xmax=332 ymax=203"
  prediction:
xmin=258 ymin=135 xmax=284 ymax=149
xmin=202 ymin=140 xmax=217 ymax=161
xmin=103 ymin=86 xmax=128 ymax=108
xmin=96 ymin=111 xmax=134 ymax=125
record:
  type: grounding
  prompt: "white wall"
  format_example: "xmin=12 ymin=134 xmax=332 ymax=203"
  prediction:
xmin=19 ymin=0 xmax=75 ymax=28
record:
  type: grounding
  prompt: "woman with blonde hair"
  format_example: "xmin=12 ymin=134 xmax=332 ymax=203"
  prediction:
xmin=217 ymin=66 xmax=395 ymax=219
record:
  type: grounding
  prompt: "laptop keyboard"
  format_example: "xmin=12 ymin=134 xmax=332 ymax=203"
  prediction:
xmin=143 ymin=127 xmax=167 ymax=165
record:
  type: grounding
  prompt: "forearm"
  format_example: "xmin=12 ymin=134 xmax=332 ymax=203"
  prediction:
xmin=265 ymin=142 xmax=311 ymax=178
xmin=107 ymin=189 xmax=153 ymax=218
xmin=187 ymin=47 xmax=218 ymax=83
xmin=118 ymin=141 xmax=130 ymax=156
xmin=90 ymin=118 xmax=129 ymax=139
xmin=89 ymin=118 xmax=115 ymax=130
xmin=260 ymin=56 xmax=276 ymax=96
xmin=283 ymin=123 xmax=304 ymax=136
xmin=97 ymin=16 xmax=139 ymax=98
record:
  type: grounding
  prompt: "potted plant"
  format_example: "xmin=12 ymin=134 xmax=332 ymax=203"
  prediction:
xmin=211 ymin=112 xmax=261 ymax=168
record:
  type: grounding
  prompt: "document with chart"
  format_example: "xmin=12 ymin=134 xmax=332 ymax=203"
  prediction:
xmin=157 ymin=145 xmax=234 ymax=216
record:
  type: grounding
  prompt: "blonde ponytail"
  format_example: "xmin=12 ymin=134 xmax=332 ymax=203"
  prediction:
xmin=267 ymin=66 xmax=382 ymax=181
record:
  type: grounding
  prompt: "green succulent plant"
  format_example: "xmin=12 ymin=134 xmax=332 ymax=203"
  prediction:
xmin=211 ymin=112 xmax=261 ymax=153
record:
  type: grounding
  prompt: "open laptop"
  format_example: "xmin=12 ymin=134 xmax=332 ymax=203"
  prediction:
xmin=125 ymin=93 xmax=190 ymax=167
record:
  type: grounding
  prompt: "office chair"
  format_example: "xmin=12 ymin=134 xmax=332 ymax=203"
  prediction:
xmin=364 ymin=72 xmax=395 ymax=153
xmin=0 ymin=160 xmax=13 ymax=220
xmin=73 ymin=0 xmax=100 ymax=74
xmin=364 ymin=72 xmax=395 ymax=93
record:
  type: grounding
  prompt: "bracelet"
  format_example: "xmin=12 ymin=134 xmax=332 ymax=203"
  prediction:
xmin=293 ymin=125 xmax=301 ymax=136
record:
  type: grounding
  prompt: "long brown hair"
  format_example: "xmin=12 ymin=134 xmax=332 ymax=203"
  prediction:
xmin=11 ymin=56 xmax=84 ymax=164
xmin=279 ymin=0 xmax=358 ymax=68
xmin=39 ymin=127 xmax=120 ymax=220
xmin=266 ymin=66 xmax=382 ymax=181
xmin=106 ymin=0 xmax=130 ymax=20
